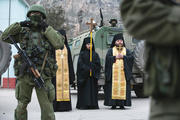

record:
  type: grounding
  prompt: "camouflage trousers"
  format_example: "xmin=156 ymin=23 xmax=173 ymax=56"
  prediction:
xmin=150 ymin=97 xmax=180 ymax=120
xmin=14 ymin=75 xmax=55 ymax=120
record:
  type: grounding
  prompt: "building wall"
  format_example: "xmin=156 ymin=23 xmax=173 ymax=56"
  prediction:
xmin=0 ymin=0 xmax=29 ymax=81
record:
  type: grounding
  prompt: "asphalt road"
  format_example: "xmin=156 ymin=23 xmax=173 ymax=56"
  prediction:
xmin=0 ymin=88 xmax=150 ymax=120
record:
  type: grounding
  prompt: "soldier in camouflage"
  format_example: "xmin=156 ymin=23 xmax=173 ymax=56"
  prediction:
xmin=0 ymin=4 xmax=64 ymax=120
xmin=109 ymin=19 xmax=118 ymax=27
xmin=120 ymin=0 xmax=180 ymax=120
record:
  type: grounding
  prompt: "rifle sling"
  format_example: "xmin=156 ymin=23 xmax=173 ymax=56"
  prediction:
xmin=40 ymin=51 xmax=48 ymax=74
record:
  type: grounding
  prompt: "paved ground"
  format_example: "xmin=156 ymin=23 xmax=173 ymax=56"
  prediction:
xmin=0 ymin=88 xmax=150 ymax=120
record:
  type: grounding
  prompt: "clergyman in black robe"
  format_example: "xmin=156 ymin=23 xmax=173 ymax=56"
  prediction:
xmin=76 ymin=37 xmax=101 ymax=109
xmin=52 ymin=29 xmax=75 ymax=112
xmin=104 ymin=33 xmax=134 ymax=109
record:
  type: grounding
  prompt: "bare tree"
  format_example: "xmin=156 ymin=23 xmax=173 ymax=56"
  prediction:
xmin=26 ymin=0 xmax=66 ymax=30
xmin=45 ymin=5 xmax=65 ymax=30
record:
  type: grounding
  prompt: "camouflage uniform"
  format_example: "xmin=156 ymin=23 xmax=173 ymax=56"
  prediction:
xmin=0 ymin=4 xmax=64 ymax=120
xmin=120 ymin=0 xmax=180 ymax=120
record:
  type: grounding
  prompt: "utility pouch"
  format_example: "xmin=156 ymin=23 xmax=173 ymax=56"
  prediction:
xmin=44 ymin=26 xmax=64 ymax=49
xmin=19 ymin=62 xmax=28 ymax=76
xmin=43 ymin=58 xmax=58 ymax=77
xmin=14 ymin=59 xmax=20 ymax=76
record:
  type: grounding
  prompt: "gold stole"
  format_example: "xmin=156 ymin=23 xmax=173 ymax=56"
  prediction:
xmin=112 ymin=46 xmax=126 ymax=100
xmin=55 ymin=45 xmax=70 ymax=101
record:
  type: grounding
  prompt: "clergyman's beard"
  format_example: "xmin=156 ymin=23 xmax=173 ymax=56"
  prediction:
xmin=115 ymin=44 xmax=123 ymax=51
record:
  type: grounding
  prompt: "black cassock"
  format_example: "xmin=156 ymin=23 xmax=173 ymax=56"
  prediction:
xmin=76 ymin=50 xmax=101 ymax=109
xmin=52 ymin=45 xmax=75 ymax=112
xmin=104 ymin=48 xmax=134 ymax=107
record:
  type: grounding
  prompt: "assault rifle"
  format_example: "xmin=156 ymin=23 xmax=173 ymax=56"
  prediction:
xmin=8 ymin=35 xmax=46 ymax=89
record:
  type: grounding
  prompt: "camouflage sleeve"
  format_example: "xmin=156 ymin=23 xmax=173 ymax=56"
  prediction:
xmin=44 ymin=26 xmax=65 ymax=50
xmin=0 ymin=22 xmax=22 ymax=43
xmin=120 ymin=0 xmax=180 ymax=45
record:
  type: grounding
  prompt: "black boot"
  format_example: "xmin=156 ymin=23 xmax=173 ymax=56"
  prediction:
xmin=111 ymin=106 xmax=116 ymax=109
xmin=119 ymin=106 xmax=125 ymax=109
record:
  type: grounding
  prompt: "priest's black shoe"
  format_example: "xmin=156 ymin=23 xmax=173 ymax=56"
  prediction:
xmin=111 ymin=106 xmax=116 ymax=109
xmin=119 ymin=106 xmax=125 ymax=109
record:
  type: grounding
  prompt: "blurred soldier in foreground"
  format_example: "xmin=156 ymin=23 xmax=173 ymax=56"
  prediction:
xmin=120 ymin=0 xmax=180 ymax=119
xmin=0 ymin=4 xmax=64 ymax=120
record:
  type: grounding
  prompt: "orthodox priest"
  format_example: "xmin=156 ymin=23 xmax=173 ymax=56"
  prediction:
xmin=104 ymin=33 xmax=134 ymax=109
xmin=52 ymin=29 xmax=75 ymax=112
xmin=76 ymin=37 xmax=101 ymax=109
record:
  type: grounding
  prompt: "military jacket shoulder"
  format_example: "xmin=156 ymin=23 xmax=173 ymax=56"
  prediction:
xmin=1 ymin=22 xmax=22 ymax=43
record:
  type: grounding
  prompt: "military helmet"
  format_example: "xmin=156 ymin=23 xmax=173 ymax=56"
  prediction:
xmin=27 ymin=4 xmax=46 ymax=19
xmin=109 ymin=19 xmax=117 ymax=24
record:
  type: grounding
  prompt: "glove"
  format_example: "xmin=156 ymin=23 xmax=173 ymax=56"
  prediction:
xmin=20 ymin=20 xmax=31 ymax=27
xmin=39 ymin=21 xmax=48 ymax=31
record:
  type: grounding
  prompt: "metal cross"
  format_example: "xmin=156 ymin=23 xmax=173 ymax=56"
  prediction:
xmin=86 ymin=18 xmax=97 ymax=76
xmin=86 ymin=18 xmax=97 ymax=32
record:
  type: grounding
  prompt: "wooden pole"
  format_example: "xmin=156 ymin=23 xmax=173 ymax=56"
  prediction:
xmin=86 ymin=18 xmax=97 ymax=76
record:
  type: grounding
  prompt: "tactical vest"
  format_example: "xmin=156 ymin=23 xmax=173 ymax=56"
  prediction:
xmin=15 ymin=28 xmax=57 ymax=78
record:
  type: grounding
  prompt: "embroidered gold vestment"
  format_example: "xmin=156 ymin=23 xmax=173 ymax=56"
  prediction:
xmin=56 ymin=45 xmax=70 ymax=101
xmin=112 ymin=46 xmax=126 ymax=100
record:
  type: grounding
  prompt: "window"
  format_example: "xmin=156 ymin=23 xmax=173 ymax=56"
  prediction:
xmin=69 ymin=43 xmax=72 ymax=50
xmin=0 ymin=30 xmax=2 ymax=36
xmin=73 ymin=54 xmax=79 ymax=73
xmin=132 ymin=38 xmax=140 ymax=44
xmin=107 ymin=34 xmax=114 ymax=45
xmin=75 ymin=40 xmax=80 ymax=47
